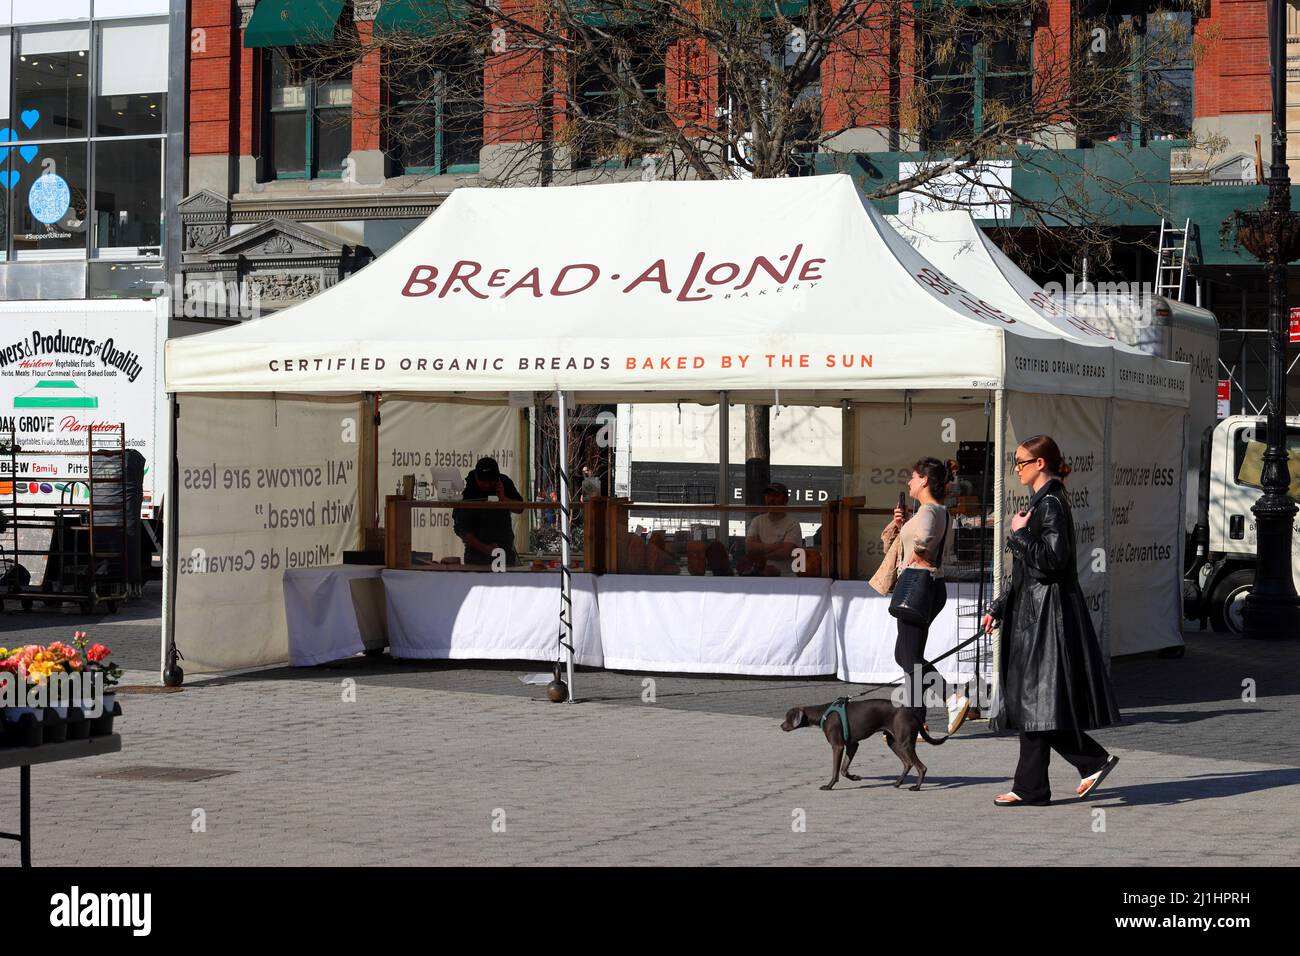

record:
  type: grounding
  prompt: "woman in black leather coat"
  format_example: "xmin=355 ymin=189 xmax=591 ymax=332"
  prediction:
xmin=981 ymin=435 xmax=1121 ymax=806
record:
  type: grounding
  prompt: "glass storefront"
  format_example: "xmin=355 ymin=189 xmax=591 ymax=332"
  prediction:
xmin=0 ymin=12 xmax=167 ymax=296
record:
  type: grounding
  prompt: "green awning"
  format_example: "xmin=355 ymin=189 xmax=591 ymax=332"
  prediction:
xmin=569 ymin=1 xmax=652 ymax=27
xmin=244 ymin=0 xmax=346 ymax=48
xmin=374 ymin=0 xmax=472 ymax=36
xmin=916 ymin=0 xmax=1032 ymax=8
xmin=717 ymin=0 xmax=809 ymax=19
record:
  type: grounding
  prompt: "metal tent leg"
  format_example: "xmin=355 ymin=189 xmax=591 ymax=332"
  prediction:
xmin=20 ymin=765 xmax=30 ymax=868
xmin=555 ymin=389 xmax=576 ymax=702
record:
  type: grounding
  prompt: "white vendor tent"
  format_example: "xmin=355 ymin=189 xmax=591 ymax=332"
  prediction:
xmin=162 ymin=174 xmax=1191 ymax=679
xmin=883 ymin=208 xmax=1192 ymax=658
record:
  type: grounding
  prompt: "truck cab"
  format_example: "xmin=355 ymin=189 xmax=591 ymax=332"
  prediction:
xmin=1186 ymin=415 xmax=1300 ymax=633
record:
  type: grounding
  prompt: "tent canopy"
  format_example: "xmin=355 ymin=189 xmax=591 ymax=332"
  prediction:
xmin=887 ymin=210 xmax=1146 ymax=350
xmin=165 ymin=175 xmax=1187 ymax=407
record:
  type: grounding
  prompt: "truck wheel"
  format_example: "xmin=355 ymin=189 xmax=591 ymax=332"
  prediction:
xmin=1210 ymin=569 xmax=1254 ymax=635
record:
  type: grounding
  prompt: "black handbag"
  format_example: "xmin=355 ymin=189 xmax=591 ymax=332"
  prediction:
xmin=888 ymin=509 xmax=949 ymax=625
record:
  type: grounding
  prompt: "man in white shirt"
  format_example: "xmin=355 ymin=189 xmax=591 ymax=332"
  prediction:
xmin=738 ymin=482 xmax=803 ymax=575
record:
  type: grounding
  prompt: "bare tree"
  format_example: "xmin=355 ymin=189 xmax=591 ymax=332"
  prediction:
xmin=348 ymin=0 xmax=1215 ymax=242
xmin=310 ymin=0 xmax=1218 ymax=496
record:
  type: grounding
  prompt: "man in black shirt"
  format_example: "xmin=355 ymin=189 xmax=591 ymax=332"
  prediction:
xmin=453 ymin=456 xmax=524 ymax=566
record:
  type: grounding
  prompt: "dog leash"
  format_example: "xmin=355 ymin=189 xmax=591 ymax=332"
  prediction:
xmin=838 ymin=629 xmax=984 ymax=702
xmin=819 ymin=630 xmax=982 ymax=737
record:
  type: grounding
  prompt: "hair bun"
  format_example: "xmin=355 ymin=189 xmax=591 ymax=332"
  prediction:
xmin=1058 ymin=461 xmax=1074 ymax=478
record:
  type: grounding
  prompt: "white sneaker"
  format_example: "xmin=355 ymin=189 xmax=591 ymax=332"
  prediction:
xmin=946 ymin=694 xmax=971 ymax=735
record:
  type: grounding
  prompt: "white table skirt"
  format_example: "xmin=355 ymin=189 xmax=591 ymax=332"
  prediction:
xmin=382 ymin=570 xmax=603 ymax=666
xmin=831 ymin=580 xmax=973 ymax=684
xmin=595 ymin=575 xmax=837 ymax=676
xmin=284 ymin=564 xmax=387 ymax=667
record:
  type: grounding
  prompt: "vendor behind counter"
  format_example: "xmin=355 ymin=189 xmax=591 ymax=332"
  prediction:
xmin=453 ymin=456 xmax=524 ymax=566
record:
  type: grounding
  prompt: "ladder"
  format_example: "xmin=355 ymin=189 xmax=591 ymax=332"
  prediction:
xmin=1156 ymin=218 xmax=1193 ymax=302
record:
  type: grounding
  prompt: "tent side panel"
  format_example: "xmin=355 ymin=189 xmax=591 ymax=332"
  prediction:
xmin=1108 ymin=399 xmax=1188 ymax=655
xmin=1001 ymin=391 xmax=1109 ymax=644
xmin=847 ymin=400 xmax=990 ymax=572
xmin=376 ymin=398 xmax=525 ymax=561
xmin=174 ymin=393 xmax=364 ymax=673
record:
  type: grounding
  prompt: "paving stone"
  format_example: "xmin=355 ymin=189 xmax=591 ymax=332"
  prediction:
xmin=1 ymin=586 xmax=1297 ymax=866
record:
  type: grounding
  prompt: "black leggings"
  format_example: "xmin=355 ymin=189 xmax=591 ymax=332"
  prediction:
xmin=893 ymin=580 xmax=949 ymax=720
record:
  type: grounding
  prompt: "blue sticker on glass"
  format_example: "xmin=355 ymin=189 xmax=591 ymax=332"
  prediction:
xmin=28 ymin=172 xmax=71 ymax=225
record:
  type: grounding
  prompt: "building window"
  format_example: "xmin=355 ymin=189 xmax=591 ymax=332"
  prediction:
xmin=0 ymin=15 xmax=168 ymax=285
xmin=266 ymin=47 xmax=353 ymax=179
xmin=13 ymin=25 xmax=90 ymax=142
xmin=96 ymin=18 xmax=167 ymax=137
xmin=387 ymin=51 xmax=482 ymax=174
xmin=1076 ymin=2 xmax=1194 ymax=146
xmin=571 ymin=32 xmax=665 ymax=169
xmin=93 ymin=138 xmax=162 ymax=256
xmin=10 ymin=140 xmax=88 ymax=258
xmin=923 ymin=10 xmax=1033 ymax=149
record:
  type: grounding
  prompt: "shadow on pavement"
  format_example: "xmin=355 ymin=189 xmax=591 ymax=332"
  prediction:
xmin=1094 ymin=767 xmax=1300 ymax=807
xmin=1112 ymin=707 xmax=1270 ymax=726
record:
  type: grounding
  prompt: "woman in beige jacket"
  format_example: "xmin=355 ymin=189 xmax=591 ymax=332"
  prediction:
xmin=885 ymin=457 xmax=971 ymax=736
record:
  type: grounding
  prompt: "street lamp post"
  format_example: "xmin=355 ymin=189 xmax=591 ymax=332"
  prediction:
xmin=1238 ymin=0 xmax=1300 ymax=638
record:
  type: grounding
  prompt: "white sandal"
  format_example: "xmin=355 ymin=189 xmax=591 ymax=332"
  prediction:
xmin=994 ymin=790 xmax=1049 ymax=807
xmin=1076 ymin=755 xmax=1119 ymax=798
xmin=946 ymin=694 xmax=971 ymax=735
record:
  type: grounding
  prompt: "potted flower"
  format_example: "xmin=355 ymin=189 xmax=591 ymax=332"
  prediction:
xmin=40 ymin=639 xmax=85 ymax=743
xmin=0 ymin=645 xmax=48 ymax=747
xmin=80 ymin=636 xmax=122 ymax=737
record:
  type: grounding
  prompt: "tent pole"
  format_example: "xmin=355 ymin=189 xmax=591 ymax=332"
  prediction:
xmin=370 ymin=392 xmax=381 ymax=532
xmin=990 ymin=388 xmax=1006 ymax=713
xmin=555 ymin=389 xmax=576 ymax=702
xmin=161 ymin=393 xmax=180 ymax=685
xmin=840 ymin=399 xmax=852 ymax=496
xmin=718 ymin=391 xmax=729 ymax=544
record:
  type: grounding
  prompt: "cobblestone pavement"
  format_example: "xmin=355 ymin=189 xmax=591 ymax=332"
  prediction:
xmin=1 ymin=586 xmax=1297 ymax=866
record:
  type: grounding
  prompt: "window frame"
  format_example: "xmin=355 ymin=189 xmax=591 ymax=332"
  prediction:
xmin=387 ymin=52 xmax=483 ymax=177
xmin=570 ymin=29 xmax=666 ymax=171
xmin=7 ymin=22 xmax=94 ymax=262
xmin=922 ymin=9 xmax=1034 ymax=149
xmin=91 ymin=136 xmax=164 ymax=260
xmin=0 ymin=16 xmax=169 ymax=273
xmin=1075 ymin=2 xmax=1195 ymax=148
xmin=264 ymin=46 xmax=353 ymax=181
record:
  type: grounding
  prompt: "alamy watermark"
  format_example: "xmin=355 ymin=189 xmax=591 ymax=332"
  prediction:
xmin=0 ymin=669 xmax=110 ymax=716
xmin=1039 ymin=273 xmax=1164 ymax=325
xmin=152 ymin=274 xmax=262 ymax=322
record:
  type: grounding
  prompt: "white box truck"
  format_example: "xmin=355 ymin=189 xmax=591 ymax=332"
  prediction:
xmin=0 ymin=298 xmax=168 ymax=589
xmin=1183 ymin=415 xmax=1300 ymax=633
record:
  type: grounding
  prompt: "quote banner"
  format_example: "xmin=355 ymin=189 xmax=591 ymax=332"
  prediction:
xmin=377 ymin=399 xmax=523 ymax=563
xmin=1002 ymin=392 xmax=1108 ymax=647
xmin=1108 ymin=400 xmax=1186 ymax=655
xmin=175 ymin=394 xmax=363 ymax=672
xmin=849 ymin=400 xmax=990 ymax=568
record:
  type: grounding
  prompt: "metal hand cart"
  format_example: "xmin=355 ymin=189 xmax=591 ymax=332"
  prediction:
xmin=1 ymin=424 xmax=130 ymax=613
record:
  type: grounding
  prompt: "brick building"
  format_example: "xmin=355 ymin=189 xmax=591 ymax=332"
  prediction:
xmin=180 ymin=0 xmax=1297 ymax=408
